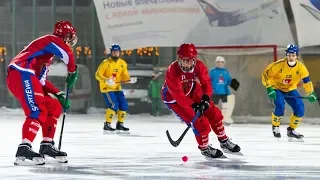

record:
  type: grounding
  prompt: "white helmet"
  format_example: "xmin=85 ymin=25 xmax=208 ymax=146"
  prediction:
xmin=215 ymin=56 xmax=225 ymax=63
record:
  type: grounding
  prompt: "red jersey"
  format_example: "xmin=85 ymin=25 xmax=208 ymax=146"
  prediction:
xmin=161 ymin=60 xmax=212 ymax=108
xmin=8 ymin=35 xmax=76 ymax=94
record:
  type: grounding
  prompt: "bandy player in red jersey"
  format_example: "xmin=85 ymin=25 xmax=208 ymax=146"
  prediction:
xmin=161 ymin=44 xmax=241 ymax=158
xmin=6 ymin=20 xmax=78 ymax=165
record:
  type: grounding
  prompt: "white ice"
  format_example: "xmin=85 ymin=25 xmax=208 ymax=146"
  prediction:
xmin=1 ymin=108 xmax=320 ymax=180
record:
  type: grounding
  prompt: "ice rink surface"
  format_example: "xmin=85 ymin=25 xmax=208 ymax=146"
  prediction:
xmin=1 ymin=111 xmax=320 ymax=180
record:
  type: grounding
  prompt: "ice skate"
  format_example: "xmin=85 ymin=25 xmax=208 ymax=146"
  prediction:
xmin=14 ymin=143 xmax=45 ymax=166
xmin=39 ymin=141 xmax=68 ymax=163
xmin=103 ymin=122 xmax=115 ymax=134
xmin=200 ymin=145 xmax=226 ymax=159
xmin=287 ymin=127 xmax=304 ymax=142
xmin=116 ymin=122 xmax=130 ymax=134
xmin=219 ymin=138 xmax=242 ymax=156
xmin=272 ymin=125 xmax=281 ymax=138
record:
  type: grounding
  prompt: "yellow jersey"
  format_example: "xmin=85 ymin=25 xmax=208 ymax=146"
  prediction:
xmin=262 ymin=59 xmax=313 ymax=93
xmin=95 ymin=58 xmax=131 ymax=93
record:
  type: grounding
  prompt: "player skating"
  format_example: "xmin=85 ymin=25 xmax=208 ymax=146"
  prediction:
xmin=161 ymin=43 xmax=241 ymax=158
xmin=262 ymin=44 xmax=317 ymax=141
xmin=95 ymin=44 xmax=137 ymax=133
xmin=7 ymin=20 xmax=78 ymax=165
xmin=209 ymin=56 xmax=239 ymax=125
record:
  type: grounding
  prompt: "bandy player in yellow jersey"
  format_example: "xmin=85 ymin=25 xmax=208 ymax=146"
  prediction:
xmin=262 ymin=44 xmax=317 ymax=141
xmin=95 ymin=44 xmax=137 ymax=133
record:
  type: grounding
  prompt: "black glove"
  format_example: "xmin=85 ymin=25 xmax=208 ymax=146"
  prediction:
xmin=192 ymin=103 xmax=206 ymax=116
xmin=199 ymin=94 xmax=210 ymax=111
xmin=192 ymin=94 xmax=210 ymax=115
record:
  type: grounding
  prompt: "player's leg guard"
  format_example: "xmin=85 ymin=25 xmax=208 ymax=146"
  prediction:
xmin=272 ymin=90 xmax=286 ymax=138
xmin=7 ymin=69 xmax=46 ymax=165
xmin=287 ymin=114 xmax=304 ymax=140
xmin=102 ymin=92 xmax=119 ymax=132
xmin=289 ymin=114 xmax=302 ymax=130
xmin=166 ymin=102 xmax=223 ymax=158
xmin=104 ymin=109 xmax=116 ymax=132
xmin=193 ymin=117 xmax=224 ymax=158
xmin=116 ymin=110 xmax=129 ymax=132
xmin=42 ymin=95 xmax=62 ymax=142
xmin=39 ymin=95 xmax=66 ymax=162
xmin=204 ymin=102 xmax=241 ymax=153
xmin=271 ymin=113 xmax=282 ymax=138
xmin=203 ymin=103 xmax=227 ymax=141
xmin=105 ymin=109 xmax=116 ymax=123
xmin=116 ymin=91 xmax=129 ymax=132
xmin=285 ymin=90 xmax=304 ymax=139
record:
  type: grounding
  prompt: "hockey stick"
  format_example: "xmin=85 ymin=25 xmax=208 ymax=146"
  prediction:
xmin=58 ymin=87 xmax=70 ymax=150
xmin=284 ymin=95 xmax=319 ymax=100
xmin=166 ymin=111 xmax=200 ymax=147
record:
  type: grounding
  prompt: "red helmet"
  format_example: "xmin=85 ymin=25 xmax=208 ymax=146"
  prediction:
xmin=177 ymin=43 xmax=197 ymax=59
xmin=177 ymin=43 xmax=197 ymax=72
xmin=53 ymin=20 xmax=77 ymax=46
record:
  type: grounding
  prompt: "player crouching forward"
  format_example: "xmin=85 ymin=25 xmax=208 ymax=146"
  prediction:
xmin=262 ymin=44 xmax=317 ymax=141
xmin=162 ymin=43 xmax=241 ymax=158
xmin=95 ymin=44 xmax=137 ymax=133
xmin=7 ymin=20 xmax=78 ymax=165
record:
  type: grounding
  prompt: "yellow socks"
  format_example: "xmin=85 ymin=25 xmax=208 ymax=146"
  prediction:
xmin=118 ymin=110 xmax=126 ymax=123
xmin=271 ymin=113 xmax=282 ymax=126
xmin=105 ymin=109 xmax=115 ymax=123
xmin=289 ymin=114 xmax=302 ymax=129
xmin=105 ymin=109 xmax=127 ymax=123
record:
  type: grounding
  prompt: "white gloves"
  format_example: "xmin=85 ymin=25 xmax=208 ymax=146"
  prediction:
xmin=105 ymin=78 xmax=115 ymax=86
xmin=105 ymin=77 xmax=137 ymax=86
xmin=129 ymin=77 xmax=137 ymax=84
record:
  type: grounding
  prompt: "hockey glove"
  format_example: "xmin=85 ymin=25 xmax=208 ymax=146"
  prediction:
xmin=66 ymin=65 xmax=78 ymax=88
xmin=105 ymin=78 xmax=115 ymax=86
xmin=192 ymin=94 xmax=211 ymax=115
xmin=200 ymin=94 xmax=210 ymax=111
xmin=128 ymin=77 xmax=137 ymax=84
xmin=192 ymin=103 xmax=205 ymax=116
xmin=307 ymin=92 xmax=317 ymax=103
xmin=230 ymin=78 xmax=240 ymax=91
xmin=54 ymin=92 xmax=71 ymax=109
xmin=266 ymin=87 xmax=276 ymax=100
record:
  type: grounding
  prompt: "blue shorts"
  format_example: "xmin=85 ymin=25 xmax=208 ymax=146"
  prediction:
xmin=102 ymin=91 xmax=128 ymax=111
xmin=273 ymin=89 xmax=304 ymax=117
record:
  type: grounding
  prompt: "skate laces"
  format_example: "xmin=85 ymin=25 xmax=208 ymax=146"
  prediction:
xmin=223 ymin=139 xmax=236 ymax=149
xmin=205 ymin=145 xmax=218 ymax=155
xmin=273 ymin=126 xmax=280 ymax=134
xmin=292 ymin=129 xmax=301 ymax=136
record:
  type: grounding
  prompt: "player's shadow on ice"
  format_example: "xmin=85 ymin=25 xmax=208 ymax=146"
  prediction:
xmin=194 ymin=158 xmax=247 ymax=170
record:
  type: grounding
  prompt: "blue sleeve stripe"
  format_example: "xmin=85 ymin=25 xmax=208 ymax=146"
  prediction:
xmin=303 ymin=76 xmax=310 ymax=83
xmin=44 ymin=43 xmax=63 ymax=58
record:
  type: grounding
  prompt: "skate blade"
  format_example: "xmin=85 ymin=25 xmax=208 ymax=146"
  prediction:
xmin=14 ymin=157 xmax=45 ymax=166
xmin=116 ymin=130 xmax=130 ymax=134
xmin=103 ymin=130 xmax=115 ymax=134
xmin=288 ymin=137 xmax=304 ymax=142
xmin=274 ymin=137 xmax=281 ymax=142
xmin=204 ymin=154 xmax=227 ymax=160
xmin=222 ymin=149 xmax=244 ymax=156
xmin=44 ymin=155 xmax=68 ymax=163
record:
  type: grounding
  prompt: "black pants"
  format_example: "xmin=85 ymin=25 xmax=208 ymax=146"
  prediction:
xmin=212 ymin=94 xmax=228 ymax=105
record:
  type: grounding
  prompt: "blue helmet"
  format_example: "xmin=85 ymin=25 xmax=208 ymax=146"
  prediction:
xmin=110 ymin=44 xmax=121 ymax=52
xmin=286 ymin=44 xmax=299 ymax=55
